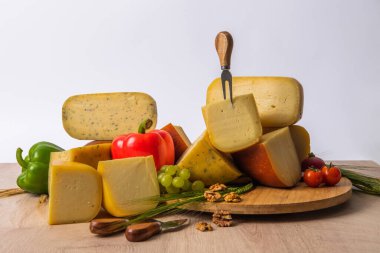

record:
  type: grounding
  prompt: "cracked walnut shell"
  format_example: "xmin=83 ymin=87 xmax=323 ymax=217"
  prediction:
xmin=223 ymin=192 xmax=242 ymax=203
xmin=204 ymin=191 xmax=222 ymax=202
xmin=209 ymin=183 xmax=227 ymax=192
xmin=212 ymin=210 xmax=233 ymax=227
xmin=196 ymin=222 xmax=213 ymax=232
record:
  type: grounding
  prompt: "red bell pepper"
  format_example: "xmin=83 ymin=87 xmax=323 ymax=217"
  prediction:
xmin=111 ymin=119 xmax=174 ymax=170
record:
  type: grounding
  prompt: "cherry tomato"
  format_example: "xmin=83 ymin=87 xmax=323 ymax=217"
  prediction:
xmin=303 ymin=168 xmax=323 ymax=188
xmin=321 ymin=165 xmax=342 ymax=186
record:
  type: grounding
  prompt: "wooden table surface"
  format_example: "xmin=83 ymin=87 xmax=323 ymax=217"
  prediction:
xmin=1 ymin=161 xmax=380 ymax=253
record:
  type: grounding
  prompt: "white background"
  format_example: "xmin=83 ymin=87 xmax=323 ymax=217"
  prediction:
xmin=0 ymin=0 xmax=379 ymax=163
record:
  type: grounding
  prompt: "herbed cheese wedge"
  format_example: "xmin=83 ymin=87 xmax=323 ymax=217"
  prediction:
xmin=48 ymin=161 xmax=102 ymax=225
xmin=177 ymin=131 xmax=242 ymax=186
xmin=263 ymin=125 xmax=311 ymax=162
xmin=232 ymin=127 xmax=301 ymax=188
xmin=50 ymin=143 xmax=111 ymax=169
xmin=202 ymin=94 xmax=262 ymax=153
xmin=206 ymin=77 xmax=303 ymax=127
xmin=98 ymin=156 xmax=160 ymax=217
xmin=161 ymin=123 xmax=191 ymax=162
xmin=62 ymin=92 xmax=157 ymax=140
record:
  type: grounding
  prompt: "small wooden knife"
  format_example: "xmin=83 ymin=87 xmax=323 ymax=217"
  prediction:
xmin=125 ymin=219 xmax=189 ymax=242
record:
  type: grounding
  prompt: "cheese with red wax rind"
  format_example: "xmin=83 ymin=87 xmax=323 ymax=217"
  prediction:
xmin=232 ymin=127 xmax=301 ymax=188
xmin=263 ymin=125 xmax=311 ymax=162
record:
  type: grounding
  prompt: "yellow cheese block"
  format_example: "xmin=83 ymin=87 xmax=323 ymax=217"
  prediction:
xmin=263 ymin=125 xmax=311 ymax=162
xmin=62 ymin=92 xmax=157 ymax=140
xmin=48 ymin=161 xmax=102 ymax=225
xmin=202 ymin=94 xmax=262 ymax=153
xmin=176 ymin=131 xmax=242 ymax=186
xmin=98 ymin=156 xmax=160 ymax=217
xmin=206 ymin=77 xmax=303 ymax=127
xmin=50 ymin=143 xmax=112 ymax=169
xmin=232 ymin=127 xmax=301 ymax=188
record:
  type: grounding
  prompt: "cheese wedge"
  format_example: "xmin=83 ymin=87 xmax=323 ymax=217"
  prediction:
xmin=48 ymin=161 xmax=102 ymax=225
xmin=98 ymin=156 xmax=160 ymax=217
xmin=177 ymin=131 xmax=242 ymax=186
xmin=206 ymin=77 xmax=303 ymax=127
xmin=50 ymin=143 xmax=111 ymax=169
xmin=202 ymin=94 xmax=262 ymax=153
xmin=232 ymin=127 xmax=301 ymax=188
xmin=263 ymin=125 xmax=311 ymax=162
xmin=161 ymin=123 xmax=191 ymax=162
xmin=62 ymin=92 xmax=157 ymax=140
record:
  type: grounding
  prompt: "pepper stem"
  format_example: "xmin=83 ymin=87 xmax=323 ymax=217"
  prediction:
xmin=138 ymin=119 xmax=153 ymax=134
xmin=16 ymin=148 xmax=28 ymax=168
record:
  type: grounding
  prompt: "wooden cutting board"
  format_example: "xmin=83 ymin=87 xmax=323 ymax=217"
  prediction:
xmin=182 ymin=177 xmax=352 ymax=214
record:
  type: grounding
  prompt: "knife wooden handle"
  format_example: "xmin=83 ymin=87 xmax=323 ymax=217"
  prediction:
xmin=90 ymin=218 xmax=127 ymax=236
xmin=125 ymin=222 xmax=162 ymax=242
xmin=215 ymin=31 xmax=233 ymax=69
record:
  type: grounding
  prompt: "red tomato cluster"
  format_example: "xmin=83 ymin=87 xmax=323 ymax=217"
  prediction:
xmin=302 ymin=154 xmax=342 ymax=188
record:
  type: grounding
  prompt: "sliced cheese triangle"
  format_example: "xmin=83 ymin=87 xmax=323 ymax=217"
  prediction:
xmin=232 ymin=127 xmax=301 ymax=188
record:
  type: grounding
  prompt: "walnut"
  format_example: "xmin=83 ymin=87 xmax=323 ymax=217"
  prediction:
xmin=204 ymin=191 xmax=222 ymax=202
xmin=195 ymin=221 xmax=213 ymax=232
xmin=223 ymin=192 xmax=242 ymax=203
xmin=212 ymin=210 xmax=233 ymax=227
xmin=209 ymin=183 xmax=227 ymax=192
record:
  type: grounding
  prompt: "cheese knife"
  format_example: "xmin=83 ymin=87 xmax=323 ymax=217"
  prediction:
xmin=215 ymin=31 xmax=234 ymax=103
xmin=125 ymin=218 xmax=189 ymax=242
xmin=90 ymin=217 xmax=189 ymax=240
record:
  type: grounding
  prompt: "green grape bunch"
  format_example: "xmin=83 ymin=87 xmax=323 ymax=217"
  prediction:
xmin=157 ymin=165 xmax=205 ymax=194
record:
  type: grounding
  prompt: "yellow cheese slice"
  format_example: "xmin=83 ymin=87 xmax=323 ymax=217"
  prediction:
xmin=232 ymin=127 xmax=301 ymax=188
xmin=177 ymin=131 xmax=242 ymax=186
xmin=98 ymin=156 xmax=160 ymax=217
xmin=202 ymin=94 xmax=262 ymax=153
xmin=48 ymin=161 xmax=102 ymax=225
xmin=50 ymin=143 xmax=112 ymax=169
xmin=62 ymin=92 xmax=157 ymax=140
xmin=263 ymin=125 xmax=311 ymax=162
xmin=206 ymin=77 xmax=303 ymax=127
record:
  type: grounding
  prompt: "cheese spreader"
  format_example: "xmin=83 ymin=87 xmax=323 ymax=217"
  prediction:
xmin=90 ymin=217 xmax=189 ymax=241
xmin=125 ymin=218 xmax=189 ymax=242
xmin=215 ymin=31 xmax=234 ymax=103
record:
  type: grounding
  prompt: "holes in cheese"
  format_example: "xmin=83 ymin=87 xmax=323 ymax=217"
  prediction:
xmin=202 ymin=94 xmax=262 ymax=153
xmin=62 ymin=92 xmax=157 ymax=140
xmin=206 ymin=77 xmax=303 ymax=127
xmin=161 ymin=123 xmax=191 ymax=162
xmin=98 ymin=156 xmax=160 ymax=217
xmin=48 ymin=161 xmax=102 ymax=225
xmin=176 ymin=131 xmax=242 ymax=186
xmin=263 ymin=125 xmax=311 ymax=162
xmin=232 ymin=127 xmax=301 ymax=188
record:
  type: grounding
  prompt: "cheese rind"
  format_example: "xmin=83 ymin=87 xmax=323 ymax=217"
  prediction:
xmin=177 ymin=131 xmax=242 ymax=186
xmin=263 ymin=125 xmax=311 ymax=162
xmin=161 ymin=123 xmax=191 ymax=162
xmin=202 ymin=94 xmax=262 ymax=153
xmin=50 ymin=143 xmax=112 ymax=169
xmin=98 ymin=156 xmax=160 ymax=217
xmin=232 ymin=127 xmax=301 ymax=188
xmin=48 ymin=161 xmax=102 ymax=225
xmin=206 ymin=77 xmax=303 ymax=127
xmin=62 ymin=92 xmax=157 ymax=140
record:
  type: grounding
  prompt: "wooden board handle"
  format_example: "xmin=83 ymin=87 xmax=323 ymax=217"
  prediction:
xmin=215 ymin=31 xmax=234 ymax=69
xmin=125 ymin=222 xmax=161 ymax=242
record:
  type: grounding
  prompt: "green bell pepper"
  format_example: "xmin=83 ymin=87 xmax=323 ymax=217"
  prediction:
xmin=16 ymin=141 xmax=64 ymax=194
